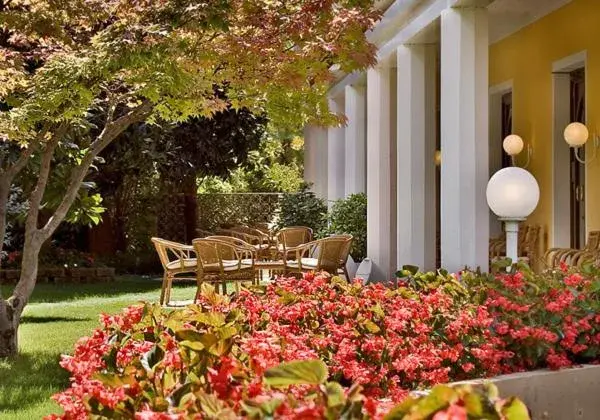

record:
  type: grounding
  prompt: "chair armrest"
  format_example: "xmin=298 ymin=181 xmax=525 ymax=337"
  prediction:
xmin=293 ymin=240 xmax=320 ymax=264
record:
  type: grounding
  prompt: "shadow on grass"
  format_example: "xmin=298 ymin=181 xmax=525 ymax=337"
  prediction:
xmin=21 ymin=315 xmax=91 ymax=324
xmin=0 ymin=352 xmax=68 ymax=412
xmin=1 ymin=275 xmax=196 ymax=304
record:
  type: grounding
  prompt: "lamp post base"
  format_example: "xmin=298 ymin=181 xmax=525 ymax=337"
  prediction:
xmin=499 ymin=218 xmax=525 ymax=264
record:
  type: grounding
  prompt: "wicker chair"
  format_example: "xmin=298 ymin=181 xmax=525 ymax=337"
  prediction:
xmin=489 ymin=224 xmax=541 ymax=267
xmin=151 ymin=237 xmax=197 ymax=306
xmin=192 ymin=238 xmax=255 ymax=295
xmin=286 ymin=235 xmax=353 ymax=279
xmin=216 ymin=226 xmax=271 ymax=260
xmin=275 ymin=226 xmax=313 ymax=260
xmin=521 ymin=224 xmax=541 ymax=266
xmin=544 ymin=230 xmax=600 ymax=269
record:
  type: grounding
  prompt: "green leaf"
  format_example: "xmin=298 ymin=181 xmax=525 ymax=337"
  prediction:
xmin=264 ymin=359 xmax=328 ymax=388
xmin=410 ymin=386 xmax=457 ymax=418
xmin=324 ymin=382 xmax=346 ymax=408
xmin=362 ymin=319 xmax=381 ymax=334
xmin=369 ymin=304 xmax=385 ymax=319
xmin=197 ymin=391 xmax=224 ymax=416
xmin=402 ymin=265 xmax=420 ymax=276
xmin=141 ymin=344 xmax=165 ymax=372
xmin=179 ymin=340 xmax=205 ymax=351
xmin=93 ymin=372 xmax=130 ymax=388
xmin=462 ymin=390 xmax=484 ymax=416
xmin=383 ymin=397 xmax=417 ymax=420
xmin=500 ymin=397 xmax=531 ymax=420
xmin=175 ymin=328 xmax=204 ymax=342
xmin=218 ymin=325 xmax=238 ymax=340
xmin=194 ymin=312 xmax=226 ymax=327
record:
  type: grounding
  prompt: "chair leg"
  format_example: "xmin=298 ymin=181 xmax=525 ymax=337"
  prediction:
xmin=343 ymin=267 xmax=351 ymax=281
xmin=195 ymin=273 xmax=203 ymax=302
xmin=160 ymin=273 xmax=169 ymax=305
xmin=165 ymin=277 xmax=173 ymax=306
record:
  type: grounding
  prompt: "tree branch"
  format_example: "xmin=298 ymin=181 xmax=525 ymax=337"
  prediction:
xmin=40 ymin=100 xmax=153 ymax=239
xmin=24 ymin=124 xmax=67 ymax=233
xmin=90 ymin=100 xmax=153 ymax=155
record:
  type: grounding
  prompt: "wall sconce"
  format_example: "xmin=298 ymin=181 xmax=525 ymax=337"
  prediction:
xmin=503 ymin=134 xmax=532 ymax=168
xmin=434 ymin=150 xmax=441 ymax=167
xmin=564 ymin=122 xmax=599 ymax=164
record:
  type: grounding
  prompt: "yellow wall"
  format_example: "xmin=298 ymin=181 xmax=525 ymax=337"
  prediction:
xmin=489 ymin=0 xmax=600 ymax=248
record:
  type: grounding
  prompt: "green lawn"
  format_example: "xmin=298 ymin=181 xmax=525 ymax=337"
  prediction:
xmin=0 ymin=276 xmax=198 ymax=419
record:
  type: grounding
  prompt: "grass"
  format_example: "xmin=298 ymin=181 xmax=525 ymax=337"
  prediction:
xmin=0 ymin=276 xmax=198 ymax=419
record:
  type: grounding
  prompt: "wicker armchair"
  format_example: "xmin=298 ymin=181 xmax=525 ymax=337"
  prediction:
xmin=151 ymin=237 xmax=197 ymax=306
xmin=544 ymin=230 xmax=600 ymax=269
xmin=275 ymin=226 xmax=313 ymax=260
xmin=216 ymin=226 xmax=271 ymax=260
xmin=489 ymin=224 xmax=541 ymax=266
xmin=192 ymin=238 xmax=256 ymax=295
xmin=286 ymin=235 xmax=353 ymax=279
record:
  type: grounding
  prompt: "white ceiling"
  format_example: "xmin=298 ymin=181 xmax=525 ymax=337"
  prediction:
xmin=488 ymin=0 xmax=573 ymax=43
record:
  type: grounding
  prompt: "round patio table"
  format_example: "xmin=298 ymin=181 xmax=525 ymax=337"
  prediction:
xmin=253 ymin=260 xmax=286 ymax=283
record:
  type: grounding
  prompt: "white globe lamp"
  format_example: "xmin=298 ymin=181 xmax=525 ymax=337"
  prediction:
xmin=486 ymin=167 xmax=540 ymax=263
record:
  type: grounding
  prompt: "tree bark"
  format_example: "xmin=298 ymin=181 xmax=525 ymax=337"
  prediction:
xmin=0 ymin=295 xmax=25 ymax=358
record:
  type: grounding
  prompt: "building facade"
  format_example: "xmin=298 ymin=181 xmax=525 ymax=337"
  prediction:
xmin=304 ymin=0 xmax=598 ymax=280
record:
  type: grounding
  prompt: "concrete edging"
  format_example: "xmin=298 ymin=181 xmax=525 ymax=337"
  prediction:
xmin=460 ymin=365 xmax=600 ymax=419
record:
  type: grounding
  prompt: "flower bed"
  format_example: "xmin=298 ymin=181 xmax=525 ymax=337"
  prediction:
xmin=0 ymin=267 xmax=115 ymax=284
xmin=1 ymin=246 xmax=115 ymax=284
xmin=49 ymin=266 xmax=600 ymax=419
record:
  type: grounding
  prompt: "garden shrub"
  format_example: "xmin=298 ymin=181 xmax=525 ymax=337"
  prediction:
xmin=276 ymin=187 xmax=328 ymax=235
xmin=328 ymin=193 xmax=367 ymax=261
xmin=2 ymin=245 xmax=103 ymax=269
xmin=58 ymin=269 xmax=600 ymax=419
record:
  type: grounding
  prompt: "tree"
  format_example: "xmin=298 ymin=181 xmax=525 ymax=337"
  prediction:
xmin=0 ymin=0 xmax=379 ymax=356
xmin=93 ymin=105 xmax=267 ymax=253
xmin=199 ymin=125 xmax=305 ymax=193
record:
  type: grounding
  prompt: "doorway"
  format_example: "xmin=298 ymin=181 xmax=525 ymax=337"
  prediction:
xmin=552 ymin=51 xmax=587 ymax=248
xmin=569 ymin=68 xmax=586 ymax=248
xmin=501 ymin=92 xmax=513 ymax=169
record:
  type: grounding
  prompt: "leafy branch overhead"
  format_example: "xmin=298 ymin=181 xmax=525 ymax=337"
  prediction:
xmin=1 ymin=0 xmax=380 ymax=142
xmin=0 ymin=0 xmax=381 ymax=358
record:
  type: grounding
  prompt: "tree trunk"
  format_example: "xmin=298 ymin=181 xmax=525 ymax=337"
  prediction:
xmin=0 ymin=297 xmax=21 ymax=358
xmin=0 ymin=233 xmax=42 ymax=357
xmin=0 ymin=179 xmax=12 ymax=255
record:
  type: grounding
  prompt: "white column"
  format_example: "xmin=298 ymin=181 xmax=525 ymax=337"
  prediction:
xmin=303 ymin=125 xmax=317 ymax=192
xmin=396 ymin=44 xmax=437 ymax=271
xmin=345 ymin=84 xmax=366 ymax=196
xmin=367 ymin=65 xmax=395 ymax=280
xmin=440 ymin=7 xmax=489 ymax=272
xmin=327 ymin=96 xmax=346 ymax=206
xmin=311 ymin=127 xmax=328 ymax=200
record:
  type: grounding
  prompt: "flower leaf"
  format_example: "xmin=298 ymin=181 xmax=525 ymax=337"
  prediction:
xmin=264 ymin=359 xmax=328 ymax=388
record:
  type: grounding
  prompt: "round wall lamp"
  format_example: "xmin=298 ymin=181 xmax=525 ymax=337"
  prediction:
xmin=486 ymin=167 xmax=540 ymax=263
xmin=564 ymin=122 xmax=598 ymax=164
xmin=503 ymin=134 xmax=531 ymax=168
